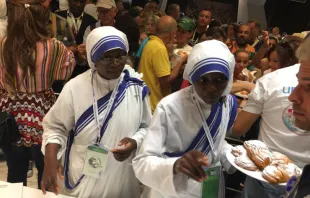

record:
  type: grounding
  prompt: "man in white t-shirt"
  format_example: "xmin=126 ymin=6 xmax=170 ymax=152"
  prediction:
xmin=233 ymin=64 xmax=310 ymax=198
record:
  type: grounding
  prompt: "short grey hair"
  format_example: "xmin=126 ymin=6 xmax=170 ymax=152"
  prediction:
xmin=296 ymin=34 xmax=310 ymax=61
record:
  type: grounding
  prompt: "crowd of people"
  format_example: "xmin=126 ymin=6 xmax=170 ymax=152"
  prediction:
xmin=0 ymin=0 xmax=309 ymax=198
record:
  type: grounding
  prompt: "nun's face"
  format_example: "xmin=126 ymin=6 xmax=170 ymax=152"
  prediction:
xmin=193 ymin=72 xmax=228 ymax=104
xmin=95 ymin=49 xmax=127 ymax=80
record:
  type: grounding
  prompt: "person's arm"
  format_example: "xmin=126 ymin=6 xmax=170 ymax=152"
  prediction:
xmin=131 ymin=93 xmax=152 ymax=152
xmin=251 ymin=30 xmax=270 ymax=69
xmin=111 ymin=93 xmax=152 ymax=161
xmin=157 ymin=55 xmax=187 ymax=96
xmin=232 ymin=111 xmax=260 ymax=136
xmin=232 ymin=78 xmax=266 ymax=136
xmin=132 ymin=103 xmax=180 ymax=196
xmin=230 ymin=81 xmax=255 ymax=94
xmin=51 ymin=39 xmax=76 ymax=81
xmin=41 ymin=82 xmax=75 ymax=194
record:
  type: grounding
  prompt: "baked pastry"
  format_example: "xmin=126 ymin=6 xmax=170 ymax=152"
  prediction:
xmin=234 ymin=155 xmax=258 ymax=171
xmin=244 ymin=140 xmax=273 ymax=169
xmin=262 ymin=163 xmax=301 ymax=184
xmin=278 ymin=163 xmax=301 ymax=178
xmin=271 ymin=151 xmax=292 ymax=166
xmin=231 ymin=145 xmax=247 ymax=157
xmin=244 ymin=140 xmax=268 ymax=150
xmin=262 ymin=165 xmax=289 ymax=183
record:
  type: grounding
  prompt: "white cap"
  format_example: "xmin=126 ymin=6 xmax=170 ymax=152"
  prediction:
xmin=97 ymin=0 xmax=116 ymax=9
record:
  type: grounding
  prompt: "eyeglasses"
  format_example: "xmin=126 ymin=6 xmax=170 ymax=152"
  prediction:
xmin=98 ymin=55 xmax=127 ymax=65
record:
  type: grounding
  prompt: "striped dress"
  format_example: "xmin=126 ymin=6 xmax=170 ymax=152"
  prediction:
xmin=0 ymin=39 xmax=75 ymax=147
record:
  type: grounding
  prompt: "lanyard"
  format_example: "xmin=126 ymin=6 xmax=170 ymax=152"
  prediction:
xmin=192 ymin=88 xmax=217 ymax=159
xmin=67 ymin=11 xmax=83 ymax=35
xmin=91 ymin=71 xmax=122 ymax=145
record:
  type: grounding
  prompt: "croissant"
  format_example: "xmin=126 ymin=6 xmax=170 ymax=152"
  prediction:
xmin=234 ymin=155 xmax=258 ymax=171
xmin=244 ymin=141 xmax=272 ymax=169
xmin=262 ymin=165 xmax=289 ymax=183
xmin=231 ymin=145 xmax=247 ymax=157
xmin=278 ymin=163 xmax=301 ymax=179
xmin=271 ymin=152 xmax=292 ymax=166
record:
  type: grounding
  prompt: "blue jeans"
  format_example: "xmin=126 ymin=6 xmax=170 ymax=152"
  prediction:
xmin=242 ymin=176 xmax=286 ymax=198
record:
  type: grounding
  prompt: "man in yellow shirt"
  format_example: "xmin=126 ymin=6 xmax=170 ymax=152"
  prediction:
xmin=138 ymin=16 xmax=187 ymax=112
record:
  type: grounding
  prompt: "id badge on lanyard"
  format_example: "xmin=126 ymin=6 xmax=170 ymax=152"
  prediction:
xmin=83 ymin=145 xmax=109 ymax=179
xmin=192 ymin=88 xmax=222 ymax=198
xmin=82 ymin=72 xmax=122 ymax=178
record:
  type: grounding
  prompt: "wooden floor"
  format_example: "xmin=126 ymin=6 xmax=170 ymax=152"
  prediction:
xmin=0 ymin=160 xmax=38 ymax=189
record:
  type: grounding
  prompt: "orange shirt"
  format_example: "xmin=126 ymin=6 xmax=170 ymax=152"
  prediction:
xmin=231 ymin=41 xmax=256 ymax=54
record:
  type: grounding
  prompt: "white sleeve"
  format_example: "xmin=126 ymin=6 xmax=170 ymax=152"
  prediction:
xmin=243 ymin=77 xmax=267 ymax=115
xmin=132 ymin=103 xmax=181 ymax=197
xmin=42 ymin=82 xmax=75 ymax=160
xmin=83 ymin=26 xmax=91 ymax=44
xmin=131 ymin=95 xmax=152 ymax=153
xmin=219 ymin=140 xmax=236 ymax=174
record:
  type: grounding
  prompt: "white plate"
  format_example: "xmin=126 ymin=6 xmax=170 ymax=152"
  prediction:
xmin=226 ymin=151 xmax=287 ymax=186
xmin=235 ymin=92 xmax=248 ymax=99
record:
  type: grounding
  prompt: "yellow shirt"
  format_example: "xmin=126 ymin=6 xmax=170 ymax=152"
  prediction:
xmin=138 ymin=35 xmax=171 ymax=112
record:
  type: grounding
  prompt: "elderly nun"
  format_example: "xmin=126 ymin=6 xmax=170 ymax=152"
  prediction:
xmin=133 ymin=40 xmax=238 ymax=198
xmin=41 ymin=26 xmax=152 ymax=198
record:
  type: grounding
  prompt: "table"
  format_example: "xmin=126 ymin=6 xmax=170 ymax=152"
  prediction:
xmin=0 ymin=181 xmax=75 ymax=198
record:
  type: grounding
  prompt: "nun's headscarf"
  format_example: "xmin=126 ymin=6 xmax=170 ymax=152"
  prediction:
xmin=86 ymin=26 xmax=129 ymax=71
xmin=183 ymin=40 xmax=235 ymax=96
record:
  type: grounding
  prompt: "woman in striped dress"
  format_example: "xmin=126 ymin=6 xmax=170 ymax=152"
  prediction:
xmin=0 ymin=0 xmax=75 ymax=188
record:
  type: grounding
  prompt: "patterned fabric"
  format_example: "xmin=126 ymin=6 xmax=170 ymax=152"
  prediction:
xmin=0 ymin=88 xmax=56 ymax=147
xmin=48 ymin=13 xmax=76 ymax=47
xmin=0 ymin=38 xmax=75 ymax=93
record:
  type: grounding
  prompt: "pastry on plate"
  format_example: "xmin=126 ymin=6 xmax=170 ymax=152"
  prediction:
xmin=262 ymin=165 xmax=289 ymax=183
xmin=278 ymin=163 xmax=301 ymax=179
xmin=234 ymin=155 xmax=258 ymax=171
xmin=271 ymin=151 xmax=292 ymax=166
xmin=244 ymin=140 xmax=272 ymax=169
xmin=231 ymin=145 xmax=247 ymax=157
xmin=244 ymin=140 xmax=268 ymax=150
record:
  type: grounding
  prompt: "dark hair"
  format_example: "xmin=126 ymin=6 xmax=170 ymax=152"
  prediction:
xmin=204 ymin=27 xmax=227 ymax=42
xmin=234 ymin=49 xmax=249 ymax=58
xmin=269 ymin=36 xmax=279 ymax=44
xmin=267 ymin=42 xmax=298 ymax=69
xmin=209 ymin=19 xmax=221 ymax=29
xmin=248 ymin=19 xmax=261 ymax=29
xmin=115 ymin=14 xmax=140 ymax=55
xmin=166 ymin=4 xmax=179 ymax=15
xmin=200 ymin=7 xmax=212 ymax=17
xmin=3 ymin=0 xmax=49 ymax=92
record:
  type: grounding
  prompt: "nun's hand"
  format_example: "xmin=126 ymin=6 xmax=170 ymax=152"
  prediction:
xmin=173 ymin=150 xmax=209 ymax=182
xmin=111 ymin=137 xmax=137 ymax=162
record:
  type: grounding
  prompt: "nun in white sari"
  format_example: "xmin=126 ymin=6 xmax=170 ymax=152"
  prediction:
xmin=41 ymin=27 xmax=152 ymax=198
xmin=133 ymin=40 xmax=238 ymax=198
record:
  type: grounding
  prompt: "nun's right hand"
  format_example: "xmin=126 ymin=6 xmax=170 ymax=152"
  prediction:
xmin=173 ymin=150 xmax=209 ymax=182
xmin=41 ymin=157 xmax=60 ymax=195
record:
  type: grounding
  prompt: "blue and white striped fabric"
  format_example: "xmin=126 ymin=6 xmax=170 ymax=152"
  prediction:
xmin=183 ymin=40 xmax=235 ymax=96
xmin=86 ymin=26 xmax=129 ymax=71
